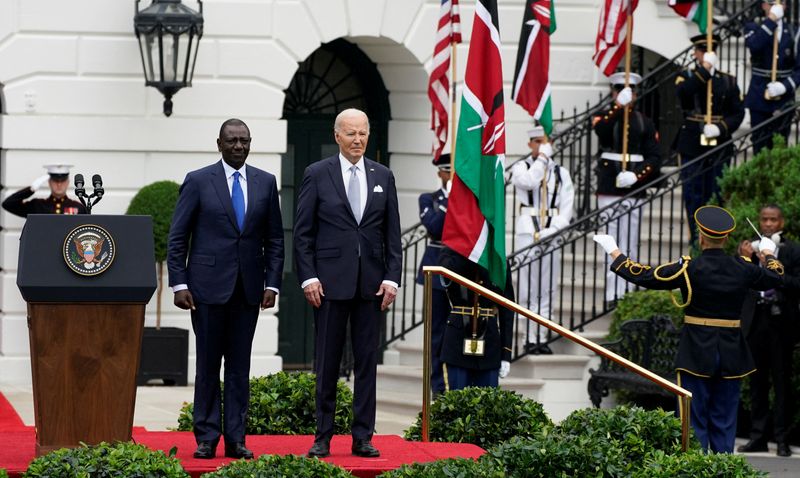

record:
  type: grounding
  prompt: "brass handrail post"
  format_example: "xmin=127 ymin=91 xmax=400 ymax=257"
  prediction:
xmin=421 ymin=269 xmax=434 ymax=442
xmin=681 ymin=395 xmax=692 ymax=451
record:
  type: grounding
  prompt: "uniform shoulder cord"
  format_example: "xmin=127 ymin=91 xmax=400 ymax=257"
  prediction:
xmin=654 ymin=256 xmax=693 ymax=308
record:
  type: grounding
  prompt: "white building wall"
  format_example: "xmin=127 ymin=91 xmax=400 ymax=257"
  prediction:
xmin=0 ymin=0 xmax=692 ymax=384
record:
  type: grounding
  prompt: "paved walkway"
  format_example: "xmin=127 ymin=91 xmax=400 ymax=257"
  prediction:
xmin=3 ymin=384 xmax=800 ymax=476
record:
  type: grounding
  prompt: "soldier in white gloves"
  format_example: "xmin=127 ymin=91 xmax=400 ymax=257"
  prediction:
xmin=2 ymin=164 xmax=87 ymax=218
xmin=510 ymin=125 xmax=574 ymax=354
xmin=744 ymin=0 xmax=800 ymax=153
xmin=592 ymin=72 xmax=662 ymax=306
xmin=593 ymin=205 xmax=786 ymax=453
xmin=675 ymin=34 xmax=744 ymax=246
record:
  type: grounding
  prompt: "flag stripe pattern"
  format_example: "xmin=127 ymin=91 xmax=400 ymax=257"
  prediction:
xmin=669 ymin=0 xmax=707 ymax=34
xmin=512 ymin=0 xmax=556 ymax=135
xmin=593 ymin=0 xmax=639 ymax=77
xmin=443 ymin=0 xmax=507 ymax=287
xmin=428 ymin=0 xmax=462 ymax=162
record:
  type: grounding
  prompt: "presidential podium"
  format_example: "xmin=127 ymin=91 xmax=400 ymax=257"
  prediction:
xmin=17 ymin=215 xmax=157 ymax=455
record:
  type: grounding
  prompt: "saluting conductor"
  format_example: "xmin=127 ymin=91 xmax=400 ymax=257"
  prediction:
xmin=593 ymin=205 xmax=786 ymax=453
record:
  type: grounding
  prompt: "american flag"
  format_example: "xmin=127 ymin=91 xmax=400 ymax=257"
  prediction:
xmin=593 ymin=0 xmax=639 ymax=77
xmin=428 ymin=0 xmax=462 ymax=162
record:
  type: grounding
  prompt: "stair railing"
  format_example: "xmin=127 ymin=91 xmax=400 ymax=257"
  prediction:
xmin=419 ymin=265 xmax=692 ymax=451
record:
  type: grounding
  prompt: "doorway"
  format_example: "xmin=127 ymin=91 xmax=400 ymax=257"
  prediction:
xmin=278 ymin=39 xmax=390 ymax=369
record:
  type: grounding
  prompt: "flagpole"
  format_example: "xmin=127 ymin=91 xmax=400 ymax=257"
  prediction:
xmin=450 ymin=41 xmax=458 ymax=173
xmin=766 ymin=0 xmax=781 ymax=100
xmin=620 ymin=1 xmax=634 ymax=173
xmin=701 ymin=0 xmax=716 ymax=146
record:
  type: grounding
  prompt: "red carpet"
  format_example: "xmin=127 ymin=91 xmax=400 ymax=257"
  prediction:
xmin=0 ymin=392 xmax=25 ymax=431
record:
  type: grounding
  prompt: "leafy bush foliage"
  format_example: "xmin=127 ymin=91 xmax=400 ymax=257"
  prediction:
xmin=558 ymin=406 xmax=696 ymax=464
xmin=201 ymin=454 xmax=354 ymax=478
xmin=483 ymin=433 xmax=628 ymax=478
xmin=378 ymin=458 xmax=503 ymax=478
xmin=125 ymin=180 xmax=180 ymax=263
xmin=633 ymin=450 xmax=767 ymax=478
xmin=404 ymin=387 xmax=551 ymax=448
xmin=0 ymin=469 xmax=7 ymax=478
xmin=23 ymin=442 xmax=188 ymax=478
xmin=176 ymin=372 xmax=353 ymax=435
xmin=608 ymin=290 xmax=683 ymax=342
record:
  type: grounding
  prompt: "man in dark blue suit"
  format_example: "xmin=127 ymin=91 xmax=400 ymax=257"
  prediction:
xmin=294 ymin=108 xmax=402 ymax=458
xmin=167 ymin=118 xmax=284 ymax=460
xmin=416 ymin=153 xmax=451 ymax=396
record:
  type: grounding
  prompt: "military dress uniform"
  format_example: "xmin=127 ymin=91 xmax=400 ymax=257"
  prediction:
xmin=510 ymin=130 xmax=574 ymax=351
xmin=744 ymin=7 xmax=800 ymax=153
xmin=438 ymin=246 xmax=513 ymax=390
xmin=675 ymin=36 xmax=745 ymax=244
xmin=607 ymin=206 xmax=784 ymax=453
xmin=416 ymin=155 xmax=451 ymax=395
xmin=2 ymin=164 xmax=87 ymax=218
xmin=593 ymin=72 xmax=662 ymax=303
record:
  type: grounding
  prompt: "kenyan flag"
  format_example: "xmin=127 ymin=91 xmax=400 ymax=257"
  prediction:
xmin=442 ymin=0 xmax=506 ymax=287
xmin=669 ymin=0 xmax=708 ymax=34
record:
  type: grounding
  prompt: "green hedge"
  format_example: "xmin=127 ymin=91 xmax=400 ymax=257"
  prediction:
xmin=0 ymin=469 xmax=7 ymax=478
xmin=633 ymin=450 xmax=766 ymax=478
xmin=176 ymin=372 xmax=353 ymax=435
xmin=125 ymin=180 xmax=180 ymax=263
xmin=23 ymin=442 xmax=188 ymax=478
xmin=403 ymin=387 xmax=552 ymax=448
xmin=607 ymin=290 xmax=683 ymax=342
xmin=201 ymin=454 xmax=354 ymax=478
xmin=378 ymin=458 xmax=503 ymax=478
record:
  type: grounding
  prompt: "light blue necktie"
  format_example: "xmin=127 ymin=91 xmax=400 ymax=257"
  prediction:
xmin=348 ymin=165 xmax=361 ymax=223
xmin=231 ymin=171 xmax=245 ymax=230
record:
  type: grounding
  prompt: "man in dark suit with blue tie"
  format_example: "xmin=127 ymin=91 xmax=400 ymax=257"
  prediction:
xmin=167 ymin=118 xmax=284 ymax=460
xmin=294 ymin=108 xmax=402 ymax=458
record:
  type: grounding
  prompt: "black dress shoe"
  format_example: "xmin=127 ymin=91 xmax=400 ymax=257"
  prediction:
xmin=352 ymin=439 xmax=380 ymax=457
xmin=536 ymin=344 xmax=553 ymax=355
xmin=225 ymin=442 xmax=254 ymax=459
xmin=193 ymin=441 xmax=217 ymax=459
xmin=308 ymin=440 xmax=330 ymax=458
xmin=777 ymin=442 xmax=792 ymax=457
xmin=737 ymin=439 xmax=768 ymax=453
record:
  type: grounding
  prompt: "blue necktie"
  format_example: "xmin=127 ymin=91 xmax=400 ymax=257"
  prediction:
xmin=232 ymin=171 xmax=245 ymax=230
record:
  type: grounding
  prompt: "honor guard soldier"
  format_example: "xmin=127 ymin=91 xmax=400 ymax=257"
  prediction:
xmin=744 ymin=0 xmax=800 ymax=153
xmin=416 ymin=153 xmax=452 ymax=396
xmin=2 ymin=164 xmax=87 ymax=218
xmin=438 ymin=246 xmax=514 ymax=390
xmin=510 ymin=125 xmax=574 ymax=354
xmin=675 ymin=34 xmax=744 ymax=245
xmin=593 ymin=72 xmax=662 ymax=305
xmin=593 ymin=205 xmax=786 ymax=453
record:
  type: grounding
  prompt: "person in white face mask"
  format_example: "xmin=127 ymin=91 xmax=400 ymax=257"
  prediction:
xmin=510 ymin=125 xmax=574 ymax=354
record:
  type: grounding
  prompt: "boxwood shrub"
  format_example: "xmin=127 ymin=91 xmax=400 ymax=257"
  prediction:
xmin=633 ymin=450 xmax=767 ymax=478
xmin=378 ymin=458 xmax=503 ymax=478
xmin=23 ymin=442 xmax=188 ymax=478
xmin=403 ymin=387 xmax=552 ymax=448
xmin=176 ymin=372 xmax=353 ymax=435
xmin=558 ymin=405 xmax=696 ymax=463
xmin=0 ymin=469 xmax=7 ymax=478
xmin=483 ymin=432 xmax=629 ymax=477
xmin=200 ymin=454 xmax=354 ymax=478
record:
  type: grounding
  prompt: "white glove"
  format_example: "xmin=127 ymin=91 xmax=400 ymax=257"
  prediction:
xmin=592 ymin=234 xmax=619 ymax=255
xmin=615 ymin=87 xmax=633 ymax=107
xmin=703 ymin=123 xmax=721 ymax=139
xmin=702 ymin=52 xmax=718 ymax=72
xmin=751 ymin=240 xmax=761 ymax=252
xmin=538 ymin=227 xmax=557 ymax=239
xmin=615 ymin=171 xmax=638 ymax=188
xmin=770 ymin=4 xmax=784 ymax=21
xmin=499 ymin=360 xmax=511 ymax=379
xmin=531 ymin=157 xmax=547 ymax=178
xmin=538 ymin=142 xmax=554 ymax=159
xmin=31 ymin=174 xmax=50 ymax=190
xmin=445 ymin=179 xmax=452 ymax=194
xmin=767 ymin=81 xmax=787 ymax=98
xmin=757 ymin=237 xmax=776 ymax=255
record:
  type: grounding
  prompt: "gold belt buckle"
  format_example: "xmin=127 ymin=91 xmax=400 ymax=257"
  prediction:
xmin=463 ymin=338 xmax=485 ymax=356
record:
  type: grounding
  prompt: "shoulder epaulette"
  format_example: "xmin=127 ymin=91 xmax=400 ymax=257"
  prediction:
xmin=740 ymin=255 xmax=752 ymax=263
xmin=675 ymin=75 xmax=686 ymax=85
xmin=767 ymin=258 xmax=785 ymax=275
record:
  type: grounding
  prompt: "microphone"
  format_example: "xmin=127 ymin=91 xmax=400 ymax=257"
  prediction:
xmin=74 ymin=174 xmax=86 ymax=198
xmin=91 ymin=174 xmax=104 ymax=199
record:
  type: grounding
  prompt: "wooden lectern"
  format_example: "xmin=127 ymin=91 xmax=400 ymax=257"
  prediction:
xmin=17 ymin=215 xmax=157 ymax=456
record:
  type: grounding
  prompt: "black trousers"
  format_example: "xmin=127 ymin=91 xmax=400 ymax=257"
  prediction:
xmin=747 ymin=306 xmax=794 ymax=444
xmin=313 ymin=295 xmax=380 ymax=442
xmin=430 ymin=289 xmax=450 ymax=395
xmin=191 ymin=277 xmax=259 ymax=444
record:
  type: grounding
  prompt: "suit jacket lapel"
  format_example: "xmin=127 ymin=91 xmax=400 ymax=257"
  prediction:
xmin=243 ymin=165 xmax=257 ymax=232
xmin=211 ymin=160 xmax=240 ymax=233
xmin=327 ymin=157 xmax=358 ymax=224
xmin=363 ymin=159 xmax=376 ymax=219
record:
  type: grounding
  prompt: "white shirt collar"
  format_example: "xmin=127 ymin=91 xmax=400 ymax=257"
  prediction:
xmin=221 ymin=160 xmax=247 ymax=180
xmin=339 ymin=153 xmax=364 ymax=173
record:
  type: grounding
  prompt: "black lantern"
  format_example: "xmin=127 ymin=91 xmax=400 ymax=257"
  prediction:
xmin=134 ymin=0 xmax=204 ymax=117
